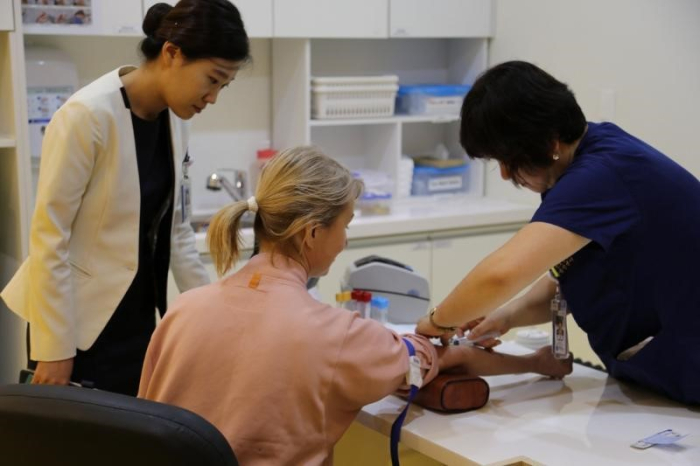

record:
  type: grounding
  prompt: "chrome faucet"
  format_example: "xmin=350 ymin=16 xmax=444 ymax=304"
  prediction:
xmin=206 ymin=169 xmax=255 ymax=228
xmin=207 ymin=169 xmax=247 ymax=201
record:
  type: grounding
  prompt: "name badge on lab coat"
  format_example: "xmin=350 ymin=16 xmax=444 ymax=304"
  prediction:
xmin=181 ymin=153 xmax=193 ymax=223
xmin=181 ymin=177 xmax=192 ymax=224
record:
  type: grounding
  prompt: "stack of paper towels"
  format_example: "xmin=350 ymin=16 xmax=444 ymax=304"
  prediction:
xmin=397 ymin=156 xmax=414 ymax=198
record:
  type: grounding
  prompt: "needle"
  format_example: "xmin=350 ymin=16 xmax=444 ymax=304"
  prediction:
xmin=452 ymin=331 xmax=501 ymax=346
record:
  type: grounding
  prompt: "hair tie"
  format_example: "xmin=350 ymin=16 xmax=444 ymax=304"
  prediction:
xmin=246 ymin=196 xmax=258 ymax=213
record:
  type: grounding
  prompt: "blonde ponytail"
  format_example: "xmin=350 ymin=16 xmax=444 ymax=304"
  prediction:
xmin=206 ymin=201 xmax=250 ymax=276
xmin=207 ymin=146 xmax=363 ymax=277
xmin=254 ymin=146 xmax=363 ymax=254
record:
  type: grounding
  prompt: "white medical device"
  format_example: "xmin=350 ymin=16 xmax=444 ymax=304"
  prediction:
xmin=342 ymin=255 xmax=430 ymax=324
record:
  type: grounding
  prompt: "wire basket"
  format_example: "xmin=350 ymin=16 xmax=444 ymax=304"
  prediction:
xmin=311 ymin=75 xmax=399 ymax=119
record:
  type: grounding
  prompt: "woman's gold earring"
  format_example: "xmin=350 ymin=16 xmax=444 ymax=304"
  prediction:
xmin=553 ymin=153 xmax=560 ymax=161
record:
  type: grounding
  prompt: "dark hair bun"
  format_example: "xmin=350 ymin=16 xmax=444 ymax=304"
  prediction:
xmin=139 ymin=0 xmax=249 ymax=63
xmin=142 ymin=2 xmax=173 ymax=37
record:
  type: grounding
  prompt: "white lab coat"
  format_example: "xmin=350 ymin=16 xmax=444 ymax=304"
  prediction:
xmin=1 ymin=66 xmax=209 ymax=361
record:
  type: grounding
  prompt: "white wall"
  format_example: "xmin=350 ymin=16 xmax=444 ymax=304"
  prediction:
xmin=23 ymin=35 xmax=272 ymax=215
xmin=485 ymin=0 xmax=700 ymax=203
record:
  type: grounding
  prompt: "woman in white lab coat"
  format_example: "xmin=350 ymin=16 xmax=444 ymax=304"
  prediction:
xmin=1 ymin=0 xmax=250 ymax=395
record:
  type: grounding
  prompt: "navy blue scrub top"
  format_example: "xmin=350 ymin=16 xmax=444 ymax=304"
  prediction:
xmin=532 ymin=122 xmax=700 ymax=404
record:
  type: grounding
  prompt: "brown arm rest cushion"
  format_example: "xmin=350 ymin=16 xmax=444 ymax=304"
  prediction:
xmin=407 ymin=373 xmax=490 ymax=413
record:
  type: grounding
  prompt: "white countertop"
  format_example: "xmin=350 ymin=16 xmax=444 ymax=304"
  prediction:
xmin=359 ymin=335 xmax=699 ymax=466
xmin=193 ymin=197 xmax=535 ymax=254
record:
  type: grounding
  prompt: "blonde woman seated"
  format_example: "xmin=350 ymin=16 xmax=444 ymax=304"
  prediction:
xmin=138 ymin=146 xmax=572 ymax=465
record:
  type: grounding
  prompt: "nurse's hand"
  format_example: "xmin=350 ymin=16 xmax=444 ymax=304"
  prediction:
xmin=33 ymin=358 xmax=74 ymax=386
xmin=465 ymin=309 xmax=511 ymax=348
xmin=416 ymin=314 xmax=444 ymax=337
xmin=416 ymin=315 xmax=467 ymax=347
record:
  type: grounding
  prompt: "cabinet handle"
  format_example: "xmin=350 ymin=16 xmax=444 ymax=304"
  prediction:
xmin=430 ymin=115 xmax=457 ymax=124
xmin=433 ymin=240 xmax=453 ymax=249
xmin=116 ymin=25 xmax=138 ymax=35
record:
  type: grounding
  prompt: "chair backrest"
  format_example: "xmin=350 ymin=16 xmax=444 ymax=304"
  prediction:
xmin=0 ymin=384 xmax=238 ymax=466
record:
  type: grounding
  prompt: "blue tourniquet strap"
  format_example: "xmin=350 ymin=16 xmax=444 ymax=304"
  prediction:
xmin=390 ymin=338 xmax=420 ymax=466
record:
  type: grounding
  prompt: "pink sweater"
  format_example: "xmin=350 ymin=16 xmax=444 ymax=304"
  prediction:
xmin=138 ymin=253 xmax=438 ymax=465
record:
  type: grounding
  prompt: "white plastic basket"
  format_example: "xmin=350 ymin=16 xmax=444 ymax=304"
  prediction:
xmin=311 ymin=75 xmax=399 ymax=119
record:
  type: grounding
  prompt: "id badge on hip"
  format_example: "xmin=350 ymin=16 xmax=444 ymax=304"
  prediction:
xmin=551 ymin=285 xmax=569 ymax=359
xmin=180 ymin=153 xmax=193 ymax=224
xmin=181 ymin=176 xmax=192 ymax=224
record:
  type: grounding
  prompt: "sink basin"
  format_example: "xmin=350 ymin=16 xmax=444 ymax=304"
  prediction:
xmin=191 ymin=211 xmax=255 ymax=233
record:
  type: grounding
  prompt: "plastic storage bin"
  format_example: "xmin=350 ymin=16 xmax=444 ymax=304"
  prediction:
xmin=357 ymin=192 xmax=392 ymax=216
xmin=353 ymin=169 xmax=393 ymax=216
xmin=311 ymin=75 xmax=399 ymax=119
xmin=396 ymin=84 xmax=471 ymax=116
xmin=411 ymin=164 xmax=469 ymax=196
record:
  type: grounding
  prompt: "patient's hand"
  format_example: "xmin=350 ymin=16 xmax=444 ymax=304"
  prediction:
xmin=532 ymin=346 xmax=573 ymax=379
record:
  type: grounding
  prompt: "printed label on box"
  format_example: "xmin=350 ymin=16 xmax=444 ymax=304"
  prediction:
xmin=424 ymin=96 xmax=463 ymax=115
xmin=428 ymin=176 xmax=463 ymax=192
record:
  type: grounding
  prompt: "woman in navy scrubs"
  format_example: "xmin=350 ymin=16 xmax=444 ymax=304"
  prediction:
xmin=416 ymin=61 xmax=700 ymax=404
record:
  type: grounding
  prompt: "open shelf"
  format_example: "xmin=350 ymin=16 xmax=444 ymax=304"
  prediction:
xmin=0 ymin=136 xmax=16 ymax=148
xmin=309 ymin=114 xmax=460 ymax=127
xmin=273 ymin=37 xmax=487 ymax=205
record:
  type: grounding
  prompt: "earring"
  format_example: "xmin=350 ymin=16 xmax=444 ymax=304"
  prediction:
xmin=553 ymin=153 xmax=560 ymax=161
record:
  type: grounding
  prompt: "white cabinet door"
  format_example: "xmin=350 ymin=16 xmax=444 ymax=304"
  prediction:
xmin=274 ymin=0 xmax=388 ymax=38
xmin=0 ymin=0 xmax=13 ymax=31
xmin=430 ymin=231 xmax=514 ymax=304
xmin=144 ymin=0 xmax=272 ymax=38
xmin=235 ymin=0 xmax=272 ymax=37
xmin=317 ymin=239 xmax=431 ymax=306
xmin=101 ymin=0 xmax=142 ymax=36
xmin=389 ymin=0 xmax=493 ymax=38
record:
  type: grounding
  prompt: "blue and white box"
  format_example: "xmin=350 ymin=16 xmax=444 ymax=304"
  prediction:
xmin=396 ymin=84 xmax=471 ymax=116
xmin=411 ymin=164 xmax=469 ymax=196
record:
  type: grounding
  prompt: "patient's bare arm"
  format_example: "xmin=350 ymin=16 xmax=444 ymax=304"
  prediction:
xmin=437 ymin=344 xmax=573 ymax=379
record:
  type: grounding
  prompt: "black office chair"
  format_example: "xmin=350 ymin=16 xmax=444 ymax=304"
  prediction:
xmin=0 ymin=383 xmax=238 ymax=466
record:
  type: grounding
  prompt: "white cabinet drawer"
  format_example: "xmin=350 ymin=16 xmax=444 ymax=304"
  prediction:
xmin=390 ymin=0 xmax=493 ymax=38
xmin=274 ymin=0 xmax=388 ymax=38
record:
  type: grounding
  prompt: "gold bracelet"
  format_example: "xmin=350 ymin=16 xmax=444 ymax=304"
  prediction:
xmin=428 ymin=307 xmax=457 ymax=333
